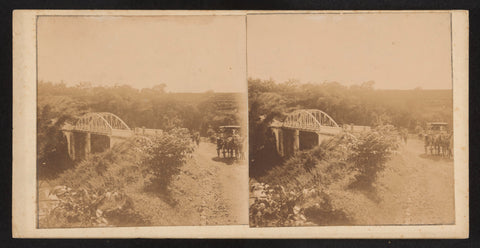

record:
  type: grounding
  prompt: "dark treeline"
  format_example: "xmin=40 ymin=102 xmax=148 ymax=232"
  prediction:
xmin=248 ymin=78 xmax=452 ymax=128
xmin=38 ymin=81 xmax=243 ymax=134
xmin=248 ymin=78 xmax=453 ymax=177
xmin=37 ymin=81 xmax=243 ymax=178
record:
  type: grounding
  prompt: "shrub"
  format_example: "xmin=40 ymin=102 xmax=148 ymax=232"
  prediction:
xmin=37 ymin=107 xmax=75 ymax=179
xmin=249 ymin=182 xmax=352 ymax=227
xmin=302 ymin=193 xmax=351 ymax=225
xmin=41 ymin=138 xmax=150 ymax=228
xmin=249 ymin=183 xmax=304 ymax=227
xmin=250 ymin=129 xmax=397 ymax=226
xmin=42 ymin=129 xmax=195 ymax=227
xmin=142 ymin=128 xmax=195 ymax=195
xmin=259 ymin=134 xmax=354 ymax=192
xmin=43 ymin=187 xmax=148 ymax=228
xmin=347 ymin=126 xmax=399 ymax=188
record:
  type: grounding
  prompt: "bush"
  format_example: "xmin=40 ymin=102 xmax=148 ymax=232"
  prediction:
xmin=347 ymin=126 xmax=399 ymax=188
xmin=250 ymin=135 xmax=356 ymax=227
xmin=43 ymin=187 xmax=148 ymax=228
xmin=249 ymin=182 xmax=352 ymax=227
xmin=249 ymin=183 xmax=303 ymax=227
xmin=259 ymin=134 xmax=354 ymax=192
xmin=142 ymin=128 xmax=195 ymax=196
xmin=37 ymin=106 xmax=76 ymax=179
xmin=302 ymin=193 xmax=351 ymax=225
xmin=42 ymin=129 xmax=196 ymax=227
xmin=41 ymin=142 xmax=150 ymax=228
xmin=250 ymin=129 xmax=398 ymax=226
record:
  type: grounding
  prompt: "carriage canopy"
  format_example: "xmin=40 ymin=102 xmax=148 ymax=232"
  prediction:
xmin=426 ymin=122 xmax=449 ymax=134
xmin=218 ymin=125 xmax=241 ymax=137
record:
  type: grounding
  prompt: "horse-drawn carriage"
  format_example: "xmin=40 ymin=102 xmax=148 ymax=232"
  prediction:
xmin=216 ymin=125 xmax=245 ymax=160
xmin=422 ymin=122 xmax=453 ymax=158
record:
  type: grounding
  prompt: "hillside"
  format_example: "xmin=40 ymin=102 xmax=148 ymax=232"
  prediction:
xmin=39 ymin=137 xmax=247 ymax=227
xmin=249 ymin=130 xmax=454 ymax=226
xmin=326 ymin=137 xmax=454 ymax=225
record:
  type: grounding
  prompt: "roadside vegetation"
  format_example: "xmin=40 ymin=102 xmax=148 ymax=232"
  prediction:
xmin=248 ymin=78 xmax=451 ymax=227
xmin=37 ymin=81 xmax=243 ymax=180
xmin=250 ymin=128 xmax=399 ymax=226
xmin=41 ymin=129 xmax=195 ymax=228
xmin=37 ymin=81 xmax=242 ymax=227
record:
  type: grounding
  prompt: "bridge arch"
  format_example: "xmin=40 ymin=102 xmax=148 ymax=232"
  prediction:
xmin=283 ymin=109 xmax=339 ymax=131
xmin=74 ymin=112 xmax=130 ymax=135
xmin=271 ymin=109 xmax=342 ymax=157
xmin=63 ymin=112 xmax=133 ymax=161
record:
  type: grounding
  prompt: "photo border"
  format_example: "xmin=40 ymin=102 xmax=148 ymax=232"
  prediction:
xmin=12 ymin=10 xmax=469 ymax=238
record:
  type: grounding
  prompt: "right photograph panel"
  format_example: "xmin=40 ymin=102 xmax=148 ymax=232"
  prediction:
xmin=247 ymin=13 xmax=455 ymax=227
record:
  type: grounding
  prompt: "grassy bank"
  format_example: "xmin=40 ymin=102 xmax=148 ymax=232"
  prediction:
xmin=249 ymin=127 xmax=399 ymax=227
xmin=40 ymin=130 xmax=194 ymax=228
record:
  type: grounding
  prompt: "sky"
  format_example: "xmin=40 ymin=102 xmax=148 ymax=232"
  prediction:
xmin=247 ymin=13 xmax=452 ymax=89
xmin=37 ymin=15 xmax=246 ymax=93
xmin=38 ymin=13 xmax=452 ymax=92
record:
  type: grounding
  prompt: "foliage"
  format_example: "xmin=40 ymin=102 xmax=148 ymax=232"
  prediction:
xmin=38 ymin=81 xmax=243 ymax=136
xmin=37 ymin=105 xmax=77 ymax=179
xmin=260 ymin=134 xmax=355 ymax=191
xmin=250 ymin=128 xmax=398 ymax=226
xmin=142 ymin=128 xmax=195 ymax=197
xmin=250 ymin=183 xmax=303 ymax=227
xmin=37 ymin=81 xmax=238 ymax=227
xmin=249 ymin=182 xmax=351 ymax=227
xmin=347 ymin=125 xmax=400 ymax=188
xmin=248 ymin=78 xmax=452 ymax=177
xmin=37 ymin=81 xmax=244 ymax=178
xmin=43 ymin=187 xmax=148 ymax=228
xmin=42 ymin=140 xmax=150 ymax=227
xmin=248 ymin=80 xmax=287 ymax=177
xmin=42 ymin=129 xmax=195 ymax=227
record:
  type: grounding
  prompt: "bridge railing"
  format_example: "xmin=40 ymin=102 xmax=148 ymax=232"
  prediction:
xmin=133 ymin=128 xmax=164 ymax=136
xmin=342 ymin=124 xmax=371 ymax=133
xmin=111 ymin=129 xmax=134 ymax=137
xmin=320 ymin=126 xmax=343 ymax=135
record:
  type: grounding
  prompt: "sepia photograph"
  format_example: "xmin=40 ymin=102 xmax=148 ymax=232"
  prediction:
xmin=248 ymin=13 xmax=456 ymax=227
xmin=12 ymin=10 xmax=468 ymax=238
xmin=35 ymin=15 xmax=248 ymax=228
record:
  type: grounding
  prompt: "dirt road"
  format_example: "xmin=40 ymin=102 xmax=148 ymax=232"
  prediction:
xmin=329 ymin=137 xmax=455 ymax=225
xmin=128 ymin=141 xmax=248 ymax=226
xmin=175 ymin=141 xmax=248 ymax=225
xmin=39 ymin=140 xmax=248 ymax=227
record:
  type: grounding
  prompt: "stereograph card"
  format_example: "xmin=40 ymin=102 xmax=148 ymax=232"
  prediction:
xmin=12 ymin=10 xmax=469 ymax=238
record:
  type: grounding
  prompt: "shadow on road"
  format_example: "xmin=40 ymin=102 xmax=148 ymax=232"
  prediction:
xmin=211 ymin=156 xmax=243 ymax=165
xmin=419 ymin=153 xmax=453 ymax=162
xmin=143 ymin=180 xmax=178 ymax=207
xmin=348 ymin=180 xmax=382 ymax=204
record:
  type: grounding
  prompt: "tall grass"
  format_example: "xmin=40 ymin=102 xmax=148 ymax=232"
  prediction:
xmin=42 ymin=128 xmax=194 ymax=228
xmin=250 ymin=127 xmax=398 ymax=227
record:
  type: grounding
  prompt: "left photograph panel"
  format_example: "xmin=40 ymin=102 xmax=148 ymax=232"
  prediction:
xmin=36 ymin=15 xmax=248 ymax=228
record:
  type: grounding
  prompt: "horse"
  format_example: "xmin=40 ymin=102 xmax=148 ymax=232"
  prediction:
xmin=435 ymin=135 xmax=441 ymax=156
xmin=424 ymin=134 xmax=432 ymax=154
xmin=221 ymin=137 xmax=232 ymax=158
xmin=424 ymin=132 xmax=453 ymax=158
xmin=441 ymin=133 xmax=453 ymax=158
xmin=216 ymin=137 xmax=224 ymax=157
xmin=232 ymin=134 xmax=241 ymax=159
xmin=227 ymin=137 xmax=236 ymax=158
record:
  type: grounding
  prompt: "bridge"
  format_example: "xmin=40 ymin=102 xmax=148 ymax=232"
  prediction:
xmin=270 ymin=109 xmax=343 ymax=157
xmin=62 ymin=112 xmax=162 ymax=161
